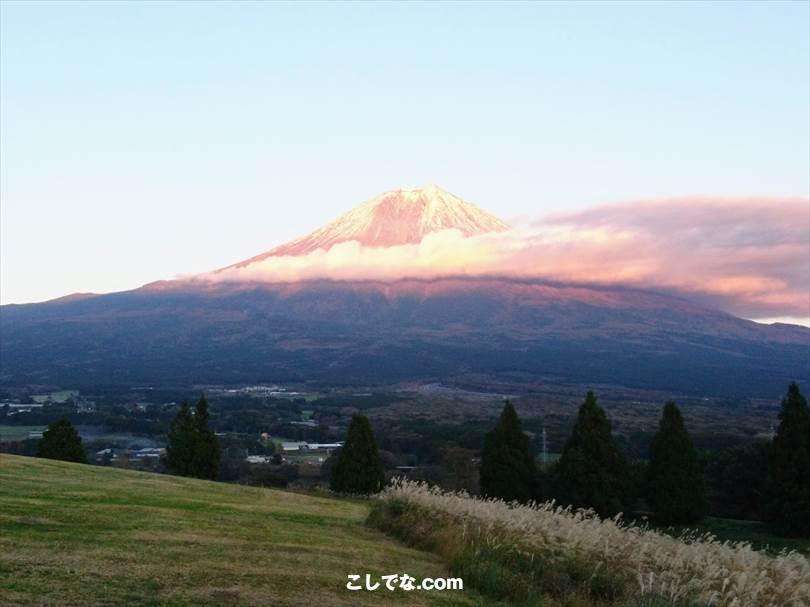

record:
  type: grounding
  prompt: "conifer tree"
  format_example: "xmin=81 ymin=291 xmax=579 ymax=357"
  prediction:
xmin=646 ymin=401 xmax=707 ymax=524
xmin=36 ymin=417 xmax=86 ymax=463
xmin=191 ymin=395 xmax=221 ymax=480
xmin=554 ymin=391 xmax=630 ymax=518
xmin=165 ymin=401 xmax=196 ymax=477
xmin=166 ymin=396 xmax=221 ymax=480
xmin=764 ymin=382 xmax=810 ymax=537
xmin=330 ymin=414 xmax=385 ymax=494
xmin=480 ymin=400 xmax=538 ymax=502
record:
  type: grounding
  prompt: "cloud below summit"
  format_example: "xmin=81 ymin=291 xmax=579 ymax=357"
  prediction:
xmin=205 ymin=196 xmax=810 ymax=325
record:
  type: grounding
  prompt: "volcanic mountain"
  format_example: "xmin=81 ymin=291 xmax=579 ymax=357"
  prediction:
xmin=1 ymin=185 xmax=808 ymax=397
xmin=223 ymin=184 xmax=510 ymax=268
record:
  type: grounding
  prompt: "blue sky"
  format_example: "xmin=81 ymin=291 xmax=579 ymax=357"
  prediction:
xmin=1 ymin=1 xmax=808 ymax=304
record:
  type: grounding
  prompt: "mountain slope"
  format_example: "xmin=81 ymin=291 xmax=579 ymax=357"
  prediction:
xmin=1 ymin=278 xmax=807 ymax=397
xmin=225 ymin=184 xmax=509 ymax=268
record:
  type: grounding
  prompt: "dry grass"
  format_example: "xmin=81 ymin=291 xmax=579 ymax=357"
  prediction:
xmin=373 ymin=479 xmax=810 ymax=606
xmin=0 ymin=455 xmax=488 ymax=607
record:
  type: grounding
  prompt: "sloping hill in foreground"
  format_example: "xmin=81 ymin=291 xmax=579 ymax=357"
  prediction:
xmin=0 ymin=455 xmax=483 ymax=607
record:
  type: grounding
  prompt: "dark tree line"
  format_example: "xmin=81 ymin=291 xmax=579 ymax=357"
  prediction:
xmin=704 ymin=383 xmax=810 ymax=537
xmin=29 ymin=380 xmax=809 ymax=538
xmin=478 ymin=383 xmax=810 ymax=537
xmin=705 ymin=442 xmax=768 ymax=521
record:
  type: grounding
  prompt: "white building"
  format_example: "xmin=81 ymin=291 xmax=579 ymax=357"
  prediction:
xmin=281 ymin=441 xmax=343 ymax=452
xmin=245 ymin=455 xmax=272 ymax=464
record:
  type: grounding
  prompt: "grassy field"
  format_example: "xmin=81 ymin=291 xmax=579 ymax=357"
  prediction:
xmin=0 ymin=455 xmax=490 ymax=607
xmin=0 ymin=425 xmax=45 ymax=441
xmin=32 ymin=390 xmax=79 ymax=403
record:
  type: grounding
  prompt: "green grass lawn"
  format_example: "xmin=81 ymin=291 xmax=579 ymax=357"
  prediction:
xmin=0 ymin=426 xmax=45 ymax=441
xmin=0 ymin=455 xmax=491 ymax=607
xmin=32 ymin=390 xmax=79 ymax=404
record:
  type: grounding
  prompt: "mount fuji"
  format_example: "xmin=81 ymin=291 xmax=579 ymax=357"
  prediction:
xmin=1 ymin=186 xmax=807 ymax=396
xmin=226 ymin=184 xmax=509 ymax=266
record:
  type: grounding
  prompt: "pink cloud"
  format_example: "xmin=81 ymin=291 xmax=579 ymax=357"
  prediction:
xmin=200 ymin=197 xmax=810 ymax=324
xmin=542 ymin=197 xmax=809 ymax=321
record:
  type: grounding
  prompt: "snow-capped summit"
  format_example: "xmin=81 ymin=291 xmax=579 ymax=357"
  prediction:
xmin=229 ymin=185 xmax=509 ymax=267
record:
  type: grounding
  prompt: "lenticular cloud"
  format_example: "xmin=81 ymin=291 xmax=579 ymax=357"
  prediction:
xmin=205 ymin=196 xmax=809 ymax=324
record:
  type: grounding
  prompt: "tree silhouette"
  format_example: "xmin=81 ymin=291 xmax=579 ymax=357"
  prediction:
xmin=480 ymin=400 xmax=538 ymax=502
xmin=36 ymin=417 xmax=86 ymax=463
xmin=764 ymin=382 xmax=810 ymax=537
xmin=165 ymin=396 xmax=220 ymax=480
xmin=646 ymin=401 xmax=707 ymax=524
xmin=554 ymin=391 xmax=630 ymax=518
xmin=191 ymin=395 xmax=221 ymax=480
xmin=330 ymin=414 xmax=385 ymax=494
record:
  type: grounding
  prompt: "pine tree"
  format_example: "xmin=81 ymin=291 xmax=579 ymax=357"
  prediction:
xmin=166 ymin=397 xmax=221 ymax=480
xmin=646 ymin=401 xmax=707 ymax=524
xmin=480 ymin=400 xmax=538 ymax=502
xmin=764 ymin=382 xmax=810 ymax=537
xmin=554 ymin=391 xmax=630 ymax=518
xmin=191 ymin=395 xmax=221 ymax=480
xmin=330 ymin=414 xmax=385 ymax=494
xmin=165 ymin=401 xmax=196 ymax=477
xmin=36 ymin=417 xmax=86 ymax=463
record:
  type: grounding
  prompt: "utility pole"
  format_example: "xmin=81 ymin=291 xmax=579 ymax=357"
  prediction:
xmin=541 ymin=427 xmax=548 ymax=468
